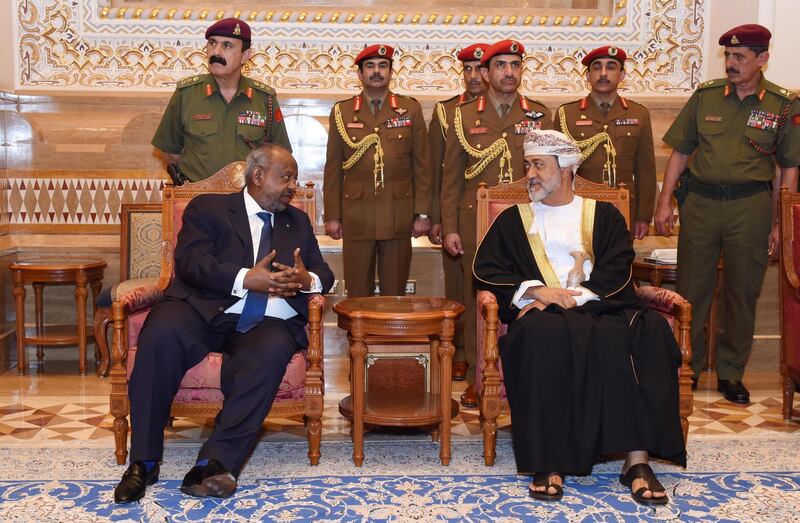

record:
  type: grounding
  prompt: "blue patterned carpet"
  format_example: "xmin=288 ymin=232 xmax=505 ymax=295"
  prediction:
xmin=1 ymin=439 xmax=798 ymax=522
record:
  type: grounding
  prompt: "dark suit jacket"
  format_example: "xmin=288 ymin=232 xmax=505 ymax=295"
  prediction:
xmin=165 ymin=190 xmax=335 ymax=346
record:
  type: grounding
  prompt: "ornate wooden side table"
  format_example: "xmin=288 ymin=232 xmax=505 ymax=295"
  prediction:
xmin=333 ymin=296 xmax=464 ymax=467
xmin=10 ymin=258 xmax=107 ymax=375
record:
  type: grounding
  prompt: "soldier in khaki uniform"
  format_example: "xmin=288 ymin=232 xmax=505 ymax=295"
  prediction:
xmin=324 ymin=44 xmax=431 ymax=297
xmin=655 ymin=24 xmax=800 ymax=403
xmin=556 ymin=46 xmax=656 ymax=239
xmin=428 ymin=43 xmax=489 ymax=381
xmin=441 ymin=39 xmax=551 ymax=406
xmin=152 ymin=18 xmax=292 ymax=182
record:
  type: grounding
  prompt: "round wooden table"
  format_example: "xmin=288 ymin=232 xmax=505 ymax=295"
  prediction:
xmin=10 ymin=258 xmax=106 ymax=375
xmin=333 ymin=296 xmax=464 ymax=467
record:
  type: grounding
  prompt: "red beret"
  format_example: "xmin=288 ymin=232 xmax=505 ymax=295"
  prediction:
xmin=718 ymin=24 xmax=771 ymax=47
xmin=205 ymin=18 xmax=251 ymax=44
xmin=355 ymin=44 xmax=395 ymax=65
xmin=480 ymin=40 xmax=525 ymax=64
xmin=457 ymin=43 xmax=490 ymax=63
xmin=581 ymin=45 xmax=627 ymax=67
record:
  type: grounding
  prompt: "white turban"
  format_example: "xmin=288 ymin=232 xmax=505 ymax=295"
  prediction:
xmin=523 ymin=129 xmax=582 ymax=170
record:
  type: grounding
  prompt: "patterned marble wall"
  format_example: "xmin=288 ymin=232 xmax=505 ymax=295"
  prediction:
xmin=16 ymin=0 xmax=705 ymax=95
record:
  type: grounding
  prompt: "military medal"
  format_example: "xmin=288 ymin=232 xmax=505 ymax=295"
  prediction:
xmin=238 ymin=111 xmax=266 ymax=127
xmin=614 ymin=118 xmax=640 ymax=126
xmin=515 ymin=121 xmax=541 ymax=134
xmin=746 ymin=109 xmax=779 ymax=131
xmin=386 ymin=116 xmax=413 ymax=128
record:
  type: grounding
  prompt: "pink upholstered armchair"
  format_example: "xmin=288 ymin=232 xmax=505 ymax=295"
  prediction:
xmin=475 ymin=178 xmax=693 ymax=466
xmin=779 ymin=187 xmax=800 ymax=422
xmin=109 ymin=162 xmax=326 ymax=466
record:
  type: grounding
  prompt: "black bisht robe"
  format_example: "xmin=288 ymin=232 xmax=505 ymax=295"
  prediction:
xmin=473 ymin=201 xmax=686 ymax=475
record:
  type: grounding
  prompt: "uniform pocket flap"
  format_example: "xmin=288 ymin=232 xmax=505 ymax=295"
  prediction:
xmin=344 ymin=182 xmax=363 ymax=200
xmin=392 ymin=180 xmax=413 ymax=198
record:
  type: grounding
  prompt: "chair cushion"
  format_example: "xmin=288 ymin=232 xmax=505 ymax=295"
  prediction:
xmin=126 ymin=308 xmax=311 ymax=403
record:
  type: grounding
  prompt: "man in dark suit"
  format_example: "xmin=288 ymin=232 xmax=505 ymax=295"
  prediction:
xmin=113 ymin=144 xmax=334 ymax=503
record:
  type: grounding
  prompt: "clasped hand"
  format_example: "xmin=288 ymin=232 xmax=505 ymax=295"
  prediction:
xmin=516 ymin=286 xmax=582 ymax=319
xmin=243 ymin=248 xmax=312 ymax=298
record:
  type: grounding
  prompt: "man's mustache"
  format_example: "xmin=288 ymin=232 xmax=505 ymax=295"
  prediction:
xmin=597 ymin=78 xmax=610 ymax=83
xmin=369 ymin=74 xmax=384 ymax=81
xmin=726 ymin=68 xmax=740 ymax=75
xmin=209 ymin=55 xmax=227 ymax=66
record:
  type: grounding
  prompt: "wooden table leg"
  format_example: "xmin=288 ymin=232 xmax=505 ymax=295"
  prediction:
xmin=33 ymin=282 xmax=44 ymax=368
xmin=350 ymin=320 xmax=367 ymax=467
xmin=90 ymin=279 xmax=103 ymax=367
xmin=439 ymin=318 xmax=455 ymax=466
xmin=75 ymin=272 xmax=89 ymax=376
xmin=12 ymin=273 xmax=26 ymax=375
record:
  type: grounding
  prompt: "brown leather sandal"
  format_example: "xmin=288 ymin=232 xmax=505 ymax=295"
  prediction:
xmin=528 ymin=472 xmax=564 ymax=502
xmin=619 ymin=463 xmax=669 ymax=506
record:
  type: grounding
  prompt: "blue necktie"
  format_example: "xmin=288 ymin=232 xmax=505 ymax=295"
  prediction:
xmin=236 ymin=211 xmax=272 ymax=333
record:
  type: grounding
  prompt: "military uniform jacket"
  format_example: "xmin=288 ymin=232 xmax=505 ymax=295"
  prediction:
xmin=441 ymin=94 xmax=551 ymax=235
xmin=323 ymin=91 xmax=430 ymax=241
xmin=664 ymin=76 xmax=800 ymax=184
xmin=152 ymin=73 xmax=292 ymax=182
xmin=428 ymin=93 xmax=472 ymax=225
xmin=556 ymin=96 xmax=657 ymax=223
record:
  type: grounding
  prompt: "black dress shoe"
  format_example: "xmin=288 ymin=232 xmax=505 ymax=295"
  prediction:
xmin=181 ymin=459 xmax=237 ymax=499
xmin=114 ymin=461 xmax=159 ymax=504
xmin=179 ymin=464 xmax=208 ymax=497
xmin=717 ymin=379 xmax=750 ymax=404
xmin=201 ymin=459 xmax=237 ymax=498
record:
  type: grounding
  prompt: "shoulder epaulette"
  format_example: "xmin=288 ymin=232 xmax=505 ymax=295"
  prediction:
xmin=621 ymin=97 xmax=648 ymax=110
xmin=761 ymin=80 xmax=795 ymax=101
xmin=176 ymin=75 xmax=205 ymax=89
xmin=396 ymin=93 xmax=421 ymax=104
xmin=458 ymin=96 xmax=480 ymax=108
xmin=249 ymin=80 xmax=276 ymax=96
xmin=558 ymin=99 xmax=582 ymax=110
xmin=441 ymin=93 xmax=461 ymax=104
xmin=697 ymin=78 xmax=727 ymax=91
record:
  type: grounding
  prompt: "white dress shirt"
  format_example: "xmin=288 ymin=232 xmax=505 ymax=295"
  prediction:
xmin=225 ymin=189 xmax=322 ymax=319
xmin=512 ymin=196 xmax=600 ymax=309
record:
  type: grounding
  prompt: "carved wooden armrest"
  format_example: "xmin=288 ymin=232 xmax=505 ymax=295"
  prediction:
xmin=781 ymin=238 xmax=800 ymax=299
xmin=306 ymin=294 xmax=325 ymax=367
xmin=111 ymin=278 xmax=163 ymax=314
xmin=477 ymin=290 xmax=500 ymax=368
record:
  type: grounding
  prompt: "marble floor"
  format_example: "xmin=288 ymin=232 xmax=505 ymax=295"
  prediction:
xmin=0 ymin=353 xmax=797 ymax=450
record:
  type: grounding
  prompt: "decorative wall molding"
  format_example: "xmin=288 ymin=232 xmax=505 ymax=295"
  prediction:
xmin=16 ymin=0 xmax=705 ymax=95
xmin=7 ymin=178 xmax=163 ymax=226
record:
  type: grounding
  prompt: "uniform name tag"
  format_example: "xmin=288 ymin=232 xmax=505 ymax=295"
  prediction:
xmin=575 ymin=120 xmax=593 ymax=127
xmin=746 ymin=109 xmax=779 ymax=131
xmin=704 ymin=115 xmax=723 ymax=122
xmin=614 ymin=118 xmax=640 ymax=126
xmin=346 ymin=122 xmax=365 ymax=129
xmin=238 ymin=111 xmax=266 ymax=127
xmin=386 ymin=116 xmax=413 ymax=128
xmin=192 ymin=113 xmax=212 ymax=121
xmin=469 ymin=127 xmax=489 ymax=134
